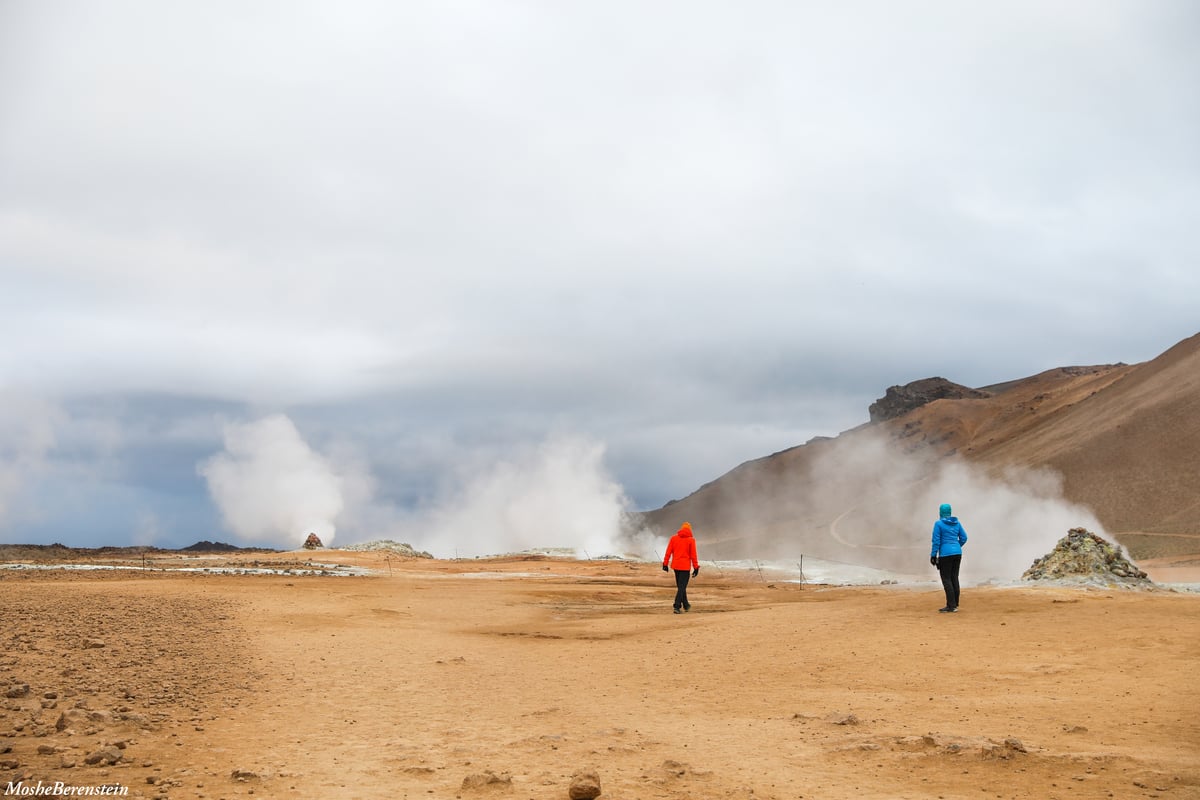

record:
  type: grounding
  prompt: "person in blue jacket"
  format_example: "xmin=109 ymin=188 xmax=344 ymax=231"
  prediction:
xmin=930 ymin=503 xmax=968 ymax=613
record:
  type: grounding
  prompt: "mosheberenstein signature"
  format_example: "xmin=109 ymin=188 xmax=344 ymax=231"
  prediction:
xmin=4 ymin=782 xmax=128 ymax=797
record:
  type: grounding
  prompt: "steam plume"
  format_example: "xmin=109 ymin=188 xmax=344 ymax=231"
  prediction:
xmin=407 ymin=435 xmax=636 ymax=559
xmin=198 ymin=414 xmax=344 ymax=547
xmin=786 ymin=429 xmax=1108 ymax=581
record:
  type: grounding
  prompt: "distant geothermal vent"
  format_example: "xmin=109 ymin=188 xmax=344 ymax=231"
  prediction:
xmin=868 ymin=377 xmax=990 ymax=422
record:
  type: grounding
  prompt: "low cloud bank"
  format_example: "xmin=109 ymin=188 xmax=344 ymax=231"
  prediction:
xmin=0 ymin=391 xmax=61 ymax=529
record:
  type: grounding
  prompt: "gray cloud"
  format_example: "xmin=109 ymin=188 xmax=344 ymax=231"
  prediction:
xmin=1 ymin=2 xmax=1197 ymax=546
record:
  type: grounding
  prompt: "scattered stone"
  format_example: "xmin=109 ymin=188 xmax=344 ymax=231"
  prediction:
xmin=84 ymin=746 xmax=122 ymax=766
xmin=4 ymin=685 xmax=29 ymax=699
xmin=0 ymin=758 xmax=19 ymax=770
xmin=87 ymin=710 xmax=114 ymax=725
xmin=1063 ymin=724 xmax=1088 ymax=733
xmin=1022 ymin=528 xmax=1152 ymax=587
xmin=231 ymin=768 xmax=263 ymax=782
xmin=302 ymin=533 xmax=324 ymax=550
xmin=568 ymin=770 xmax=601 ymax=800
xmin=83 ymin=639 xmax=107 ymax=649
xmin=461 ymin=771 xmax=513 ymax=791
xmin=892 ymin=735 xmax=935 ymax=751
xmin=981 ymin=743 xmax=1010 ymax=759
xmin=827 ymin=713 xmax=860 ymax=726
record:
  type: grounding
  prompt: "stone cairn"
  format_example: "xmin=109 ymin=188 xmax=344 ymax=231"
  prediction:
xmin=1022 ymin=528 xmax=1151 ymax=587
xmin=302 ymin=532 xmax=324 ymax=550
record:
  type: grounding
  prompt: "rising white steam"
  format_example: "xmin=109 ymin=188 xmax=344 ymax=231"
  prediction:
xmin=411 ymin=435 xmax=635 ymax=559
xmin=198 ymin=414 xmax=345 ymax=547
xmin=196 ymin=420 xmax=640 ymax=557
xmin=912 ymin=460 xmax=1107 ymax=582
xmin=805 ymin=430 xmax=1108 ymax=582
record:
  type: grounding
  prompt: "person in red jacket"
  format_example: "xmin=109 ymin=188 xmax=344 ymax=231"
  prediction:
xmin=662 ymin=521 xmax=700 ymax=614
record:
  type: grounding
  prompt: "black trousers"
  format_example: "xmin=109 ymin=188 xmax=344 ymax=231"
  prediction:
xmin=673 ymin=569 xmax=691 ymax=610
xmin=937 ymin=554 xmax=962 ymax=608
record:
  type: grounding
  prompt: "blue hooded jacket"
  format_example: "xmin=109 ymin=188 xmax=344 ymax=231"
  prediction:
xmin=931 ymin=516 xmax=968 ymax=558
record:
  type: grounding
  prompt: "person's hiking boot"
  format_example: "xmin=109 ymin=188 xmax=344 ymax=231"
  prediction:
xmin=938 ymin=606 xmax=954 ymax=613
xmin=683 ymin=605 xmax=691 ymax=612
xmin=673 ymin=607 xmax=682 ymax=614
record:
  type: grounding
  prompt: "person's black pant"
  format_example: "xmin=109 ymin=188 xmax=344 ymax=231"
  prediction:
xmin=673 ymin=569 xmax=691 ymax=610
xmin=937 ymin=554 xmax=962 ymax=609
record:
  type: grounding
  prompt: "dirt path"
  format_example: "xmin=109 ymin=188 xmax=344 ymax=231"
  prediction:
xmin=2 ymin=559 xmax=1198 ymax=799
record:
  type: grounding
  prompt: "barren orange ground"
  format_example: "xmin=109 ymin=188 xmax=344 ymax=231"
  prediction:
xmin=2 ymin=552 xmax=1198 ymax=800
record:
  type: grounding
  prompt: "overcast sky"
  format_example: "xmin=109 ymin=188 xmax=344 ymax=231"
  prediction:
xmin=1 ymin=1 xmax=1197 ymax=552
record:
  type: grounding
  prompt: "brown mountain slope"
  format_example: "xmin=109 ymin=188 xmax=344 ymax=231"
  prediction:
xmin=640 ymin=333 xmax=1200 ymax=570
xmin=975 ymin=333 xmax=1200 ymax=536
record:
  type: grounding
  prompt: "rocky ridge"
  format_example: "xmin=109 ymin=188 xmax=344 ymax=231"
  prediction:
xmin=868 ymin=377 xmax=991 ymax=423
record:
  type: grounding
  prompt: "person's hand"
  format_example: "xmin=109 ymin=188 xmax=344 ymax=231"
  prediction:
xmin=692 ymin=568 xmax=699 ymax=578
xmin=930 ymin=556 xmax=938 ymax=567
xmin=662 ymin=564 xmax=669 ymax=572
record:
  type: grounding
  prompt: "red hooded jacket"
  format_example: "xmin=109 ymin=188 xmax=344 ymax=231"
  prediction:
xmin=663 ymin=523 xmax=699 ymax=571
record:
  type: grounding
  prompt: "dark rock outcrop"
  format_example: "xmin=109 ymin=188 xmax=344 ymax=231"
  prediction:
xmin=869 ymin=377 xmax=990 ymax=422
xmin=180 ymin=540 xmax=244 ymax=553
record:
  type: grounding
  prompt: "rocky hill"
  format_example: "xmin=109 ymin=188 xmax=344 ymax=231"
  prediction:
xmin=868 ymin=377 xmax=990 ymax=422
xmin=639 ymin=332 xmax=1200 ymax=569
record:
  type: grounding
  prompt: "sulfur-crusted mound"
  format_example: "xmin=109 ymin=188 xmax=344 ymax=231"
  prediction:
xmin=342 ymin=539 xmax=434 ymax=559
xmin=1022 ymin=528 xmax=1152 ymax=587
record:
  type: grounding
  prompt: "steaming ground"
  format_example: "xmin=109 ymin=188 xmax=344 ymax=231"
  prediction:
xmin=813 ymin=438 xmax=1110 ymax=580
xmin=195 ymin=415 xmax=1117 ymax=587
xmin=199 ymin=419 xmax=645 ymax=558
xmin=638 ymin=428 xmax=1114 ymax=582
xmin=198 ymin=414 xmax=348 ymax=547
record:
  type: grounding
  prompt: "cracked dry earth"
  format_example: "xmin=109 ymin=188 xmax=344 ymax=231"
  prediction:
xmin=1 ymin=558 xmax=1198 ymax=799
